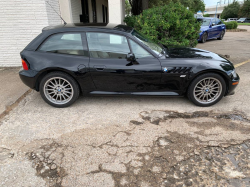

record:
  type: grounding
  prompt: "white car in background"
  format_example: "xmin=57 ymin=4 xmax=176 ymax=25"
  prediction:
xmin=225 ymin=18 xmax=238 ymax=22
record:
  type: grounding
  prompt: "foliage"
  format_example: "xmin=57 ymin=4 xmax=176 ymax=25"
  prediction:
xmin=221 ymin=1 xmax=240 ymax=20
xmin=223 ymin=21 xmax=238 ymax=29
xmin=124 ymin=15 xmax=137 ymax=27
xmin=124 ymin=3 xmax=201 ymax=47
xmin=127 ymin=0 xmax=205 ymax=16
xmin=148 ymin=0 xmax=205 ymax=13
xmin=203 ymin=14 xmax=210 ymax=17
xmin=125 ymin=0 xmax=132 ymax=15
xmin=239 ymin=0 xmax=250 ymax=18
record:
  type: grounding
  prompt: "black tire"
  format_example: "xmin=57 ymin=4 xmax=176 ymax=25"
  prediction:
xmin=187 ymin=73 xmax=226 ymax=107
xmin=218 ymin=30 xmax=225 ymax=40
xmin=39 ymin=71 xmax=80 ymax=108
xmin=201 ymin=32 xmax=208 ymax=43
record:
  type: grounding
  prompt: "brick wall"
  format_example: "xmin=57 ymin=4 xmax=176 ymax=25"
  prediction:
xmin=0 ymin=0 xmax=62 ymax=67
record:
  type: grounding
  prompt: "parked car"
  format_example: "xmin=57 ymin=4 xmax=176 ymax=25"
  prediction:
xmin=197 ymin=17 xmax=226 ymax=43
xmin=194 ymin=14 xmax=203 ymax=18
xmin=237 ymin=18 xmax=250 ymax=23
xmin=19 ymin=23 xmax=239 ymax=108
xmin=225 ymin=18 xmax=238 ymax=22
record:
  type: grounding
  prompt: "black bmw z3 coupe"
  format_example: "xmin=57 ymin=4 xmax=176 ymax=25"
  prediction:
xmin=19 ymin=23 xmax=240 ymax=108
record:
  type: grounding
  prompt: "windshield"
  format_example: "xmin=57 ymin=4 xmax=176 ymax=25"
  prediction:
xmin=197 ymin=19 xmax=211 ymax=26
xmin=131 ymin=30 xmax=164 ymax=57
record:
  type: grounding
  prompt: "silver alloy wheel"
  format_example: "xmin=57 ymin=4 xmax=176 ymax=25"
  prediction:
xmin=193 ymin=77 xmax=222 ymax=104
xmin=43 ymin=77 xmax=74 ymax=105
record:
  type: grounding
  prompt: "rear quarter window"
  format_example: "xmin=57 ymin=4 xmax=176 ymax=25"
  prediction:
xmin=38 ymin=33 xmax=89 ymax=57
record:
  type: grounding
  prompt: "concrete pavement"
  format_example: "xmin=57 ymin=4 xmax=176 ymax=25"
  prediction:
xmin=0 ymin=68 xmax=30 ymax=119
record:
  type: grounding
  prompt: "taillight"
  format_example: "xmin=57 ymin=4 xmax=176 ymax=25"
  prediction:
xmin=22 ymin=59 xmax=29 ymax=70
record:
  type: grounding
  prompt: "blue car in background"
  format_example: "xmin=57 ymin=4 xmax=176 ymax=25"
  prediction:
xmin=197 ymin=18 xmax=226 ymax=43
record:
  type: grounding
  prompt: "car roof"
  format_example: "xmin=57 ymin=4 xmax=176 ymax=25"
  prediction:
xmin=42 ymin=23 xmax=134 ymax=33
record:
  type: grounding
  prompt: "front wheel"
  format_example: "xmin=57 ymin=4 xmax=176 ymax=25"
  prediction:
xmin=187 ymin=73 xmax=226 ymax=107
xmin=201 ymin=32 xmax=208 ymax=43
xmin=218 ymin=30 xmax=225 ymax=40
xmin=39 ymin=72 xmax=80 ymax=108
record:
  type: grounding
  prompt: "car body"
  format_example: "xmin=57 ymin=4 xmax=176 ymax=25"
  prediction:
xmin=194 ymin=14 xmax=203 ymax=18
xmin=19 ymin=23 xmax=239 ymax=108
xmin=197 ymin=18 xmax=226 ymax=43
xmin=225 ymin=18 xmax=238 ymax=22
xmin=237 ymin=18 xmax=250 ymax=23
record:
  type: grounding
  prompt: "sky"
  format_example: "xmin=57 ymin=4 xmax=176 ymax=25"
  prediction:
xmin=204 ymin=0 xmax=244 ymax=6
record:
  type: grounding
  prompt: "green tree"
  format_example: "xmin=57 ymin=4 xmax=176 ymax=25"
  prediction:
xmin=125 ymin=0 xmax=131 ymax=15
xmin=148 ymin=0 xmax=205 ymax=13
xmin=239 ymin=0 xmax=250 ymax=18
xmin=127 ymin=0 xmax=205 ymax=15
xmin=221 ymin=1 xmax=241 ymax=20
xmin=125 ymin=2 xmax=201 ymax=47
xmin=203 ymin=14 xmax=210 ymax=17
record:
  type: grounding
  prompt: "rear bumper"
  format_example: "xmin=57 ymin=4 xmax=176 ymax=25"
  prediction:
xmin=19 ymin=69 xmax=39 ymax=89
xmin=225 ymin=73 xmax=240 ymax=96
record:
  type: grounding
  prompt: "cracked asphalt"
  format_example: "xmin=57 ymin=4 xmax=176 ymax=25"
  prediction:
xmin=1 ymin=26 xmax=250 ymax=187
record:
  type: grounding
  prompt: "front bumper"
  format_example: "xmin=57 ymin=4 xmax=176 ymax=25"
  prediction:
xmin=225 ymin=73 xmax=240 ymax=96
xmin=19 ymin=69 xmax=39 ymax=90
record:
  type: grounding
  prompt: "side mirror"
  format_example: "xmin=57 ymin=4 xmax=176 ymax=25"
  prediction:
xmin=212 ymin=23 xmax=216 ymax=26
xmin=126 ymin=53 xmax=136 ymax=62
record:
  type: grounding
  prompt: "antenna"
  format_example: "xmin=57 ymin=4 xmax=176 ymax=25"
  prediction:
xmin=46 ymin=1 xmax=67 ymax=25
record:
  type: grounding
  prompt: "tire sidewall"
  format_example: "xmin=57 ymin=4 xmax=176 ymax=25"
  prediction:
xmin=218 ymin=30 xmax=225 ymax=40
xmin=202 ymin=32 xmax=207 ymax=43
xmin=188 ymin=73 xmax=226 ymax=107
xmin=39 ymin=72 xmax=80 ymax=108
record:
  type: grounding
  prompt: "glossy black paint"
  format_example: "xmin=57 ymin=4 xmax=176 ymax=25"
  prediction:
xmin=19 ymin=23 xmax=239 ymax=98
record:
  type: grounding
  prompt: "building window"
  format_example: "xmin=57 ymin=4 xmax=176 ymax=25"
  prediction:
xmin=86 ymin=33 xmax=130 ymax=59
xmin=91 ymin=0 xmax=97 ymax=23
xmin=38 ymin=33 xmax=88 ymax=57
xmin=80 ymin=0 xmax=89 ymax=23
xmin=102 ymin=5 xmax=108 ymax=23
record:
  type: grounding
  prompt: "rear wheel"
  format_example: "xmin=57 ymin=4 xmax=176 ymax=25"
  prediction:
xmin=39 ymin=72 xmax=80 ymax=108
xmin=201 ymin=32 xmax=208 ymax=43
xmin=218 ymin=30 xmax=225 ymax=40
xmin=187 ymin=73 xmax=226 ymax=107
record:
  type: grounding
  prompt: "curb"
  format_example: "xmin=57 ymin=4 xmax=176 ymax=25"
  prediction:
xmin=226 ymin=29 xmax=247 ymax=32
xmin=0 ymin=89 xmax=32 ymax=121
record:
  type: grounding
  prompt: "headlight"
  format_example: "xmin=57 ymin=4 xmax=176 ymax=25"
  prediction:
xmin=231 ymin=69 xmax=237 ymax=78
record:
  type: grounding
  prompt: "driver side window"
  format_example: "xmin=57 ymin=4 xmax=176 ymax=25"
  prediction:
xmin=129 ymin=39 xmax=153 ymax=59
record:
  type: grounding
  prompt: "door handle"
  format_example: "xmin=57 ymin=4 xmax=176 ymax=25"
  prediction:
xmin=94 ymin=65 xmax=106 ymax=71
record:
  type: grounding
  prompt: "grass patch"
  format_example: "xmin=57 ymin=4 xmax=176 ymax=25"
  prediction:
xmin=238 ymin=23 xmax=250 ymax=25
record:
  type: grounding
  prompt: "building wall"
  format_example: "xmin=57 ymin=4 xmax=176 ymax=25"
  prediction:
xmin=96 ymin=0 xmax=108 ymax=23
xmin=59 ymin=0 xmax=73 ymax=23
xmin=46 ymin=0 xmax=62 ymax=25
xmin=0 ymin=0 xmax=62 ymax=67
xmin=108 ymin=0 xmax=125 ymax=24
xmin=70 ymin=0 xmax=82 ymax=23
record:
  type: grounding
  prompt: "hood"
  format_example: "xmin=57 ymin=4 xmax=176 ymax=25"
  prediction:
xmin=167 ymin=47 xmax=229 ymax=61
